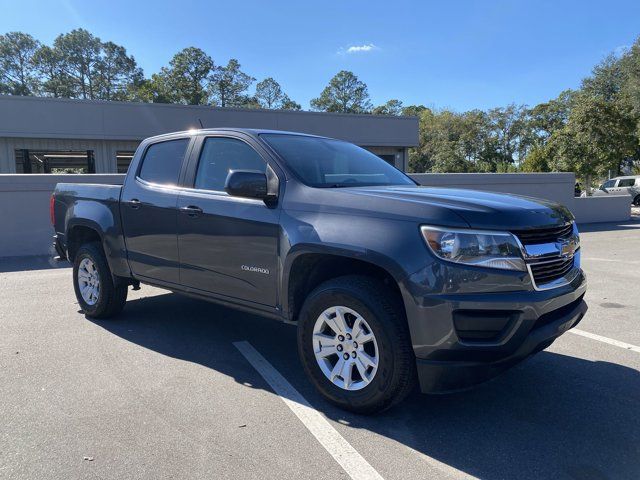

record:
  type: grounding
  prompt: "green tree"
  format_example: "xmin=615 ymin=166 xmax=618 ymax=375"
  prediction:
xmin=32 ymin=45 xmax=74 ymax=98
xmin=372 ymin=99 xmax=404 ymax=115
xmin=209 ymin=59 xmax=255 ymax=107
xmin=311 ymin=70 xmax=372 ymax=113
xmin=255 ymin=77 xmax=283 ymax=109
xmin=582 ymin=54 xmax=625 ymax=102
xmin=280 ymin=95 xmax=301 ymax=110
xmin=155 ymin=47 xmax=213 ymax=105
xmin=0 ymin=32 xmax=41 ymax=95
xmin=402 ymin=104 xmax=428 ymax=117
xmin=548 ymin=94 xmax=637 ymax=182
xmin=254 ymin=78 xmax=301 ymax=110
xmin=52 ymin=29 xmax=102 ymax=99
xmin=520 ymin=145 xmax=550 ymax=172
xmin=484 ymin=104 xmax=532 ymax=168
xmin=528 ymin=90 xmax=574 ymax=143
xmin=95 ymin=41 xmax=142 ymax=100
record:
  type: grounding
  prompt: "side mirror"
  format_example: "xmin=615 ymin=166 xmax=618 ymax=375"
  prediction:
xmin=225 ymin=169 xmax=278 ymax=203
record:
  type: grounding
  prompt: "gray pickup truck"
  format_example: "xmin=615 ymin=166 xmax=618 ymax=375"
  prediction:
xmin=52 ymin=128 xmax=587 ymax=413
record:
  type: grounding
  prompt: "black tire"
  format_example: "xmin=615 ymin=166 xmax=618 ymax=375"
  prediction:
xmin=73 ymin=242 xmax=127 ymax=319
xmin=633 ymin=194 xmax=640 ymax=206
xmin=297 ymin=275 xmax=416 ymax=414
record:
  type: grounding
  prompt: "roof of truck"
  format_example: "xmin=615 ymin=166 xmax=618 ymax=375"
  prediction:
xmin=146 ymin=128 xmax=330 ymax=142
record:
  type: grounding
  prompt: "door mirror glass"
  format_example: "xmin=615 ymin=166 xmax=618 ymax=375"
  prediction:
xmin=225 ymin=170 xmax=269 ymax=199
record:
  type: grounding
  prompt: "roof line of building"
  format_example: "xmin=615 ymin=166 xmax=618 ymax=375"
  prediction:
xmin=0 ymin=94 xmax=420 ymax=121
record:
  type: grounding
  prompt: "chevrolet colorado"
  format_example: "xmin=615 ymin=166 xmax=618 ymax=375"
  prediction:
xmin=52 ymin=128 xmax=587 ymax=413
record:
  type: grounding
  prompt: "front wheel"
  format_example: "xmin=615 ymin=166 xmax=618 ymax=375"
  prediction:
xmin=73 ymin=242 xmax=128 ymax=318
xmin=633 ymin=194 xmax=640 ymax=206
xmin=297 ymin=275 xmax=416 ymax=414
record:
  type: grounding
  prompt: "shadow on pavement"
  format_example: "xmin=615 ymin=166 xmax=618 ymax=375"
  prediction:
xmin=89 ymin=292 xmax=640 ymax=480
xmin=579 ymin=217 xmax=640 ymax=233
xmin=0 ymin=255 xmax=70 ymax=273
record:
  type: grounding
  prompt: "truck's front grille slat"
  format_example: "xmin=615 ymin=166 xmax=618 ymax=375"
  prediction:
xmin=513 ymin=222 xmax=578 ymax=288
xmin=513 ymin=223 xmax=573 ymax=245
xmin=530 ymin=257 xmax=575 ymax=283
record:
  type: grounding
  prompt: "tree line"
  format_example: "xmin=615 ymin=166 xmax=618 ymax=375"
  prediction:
xmin=0 ymin=30 xmax=302 ymax=109
xmin=404 ymin=37 xmax=640 ymax=182
xmin=1 ymin=29 xmax=639 ymax=182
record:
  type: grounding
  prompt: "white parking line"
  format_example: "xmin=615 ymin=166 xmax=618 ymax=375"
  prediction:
xmin=234 ymin=341 xmax=475 ymax=480
xmin=583 ymin=256 xmax=640 ymax=265
xmin=234 ymin=341 xmax=384 ymax=480
xmin=569 ymin=329 xmax=640 ymax=354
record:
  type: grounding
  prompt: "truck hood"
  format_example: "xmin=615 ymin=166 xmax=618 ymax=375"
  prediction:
xmin=287 ymin=185 xmax=573 ymax=230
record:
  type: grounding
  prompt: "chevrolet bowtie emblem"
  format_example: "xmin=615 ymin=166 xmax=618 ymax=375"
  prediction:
xmin=558 ymin=238 xmax=578 ymax=257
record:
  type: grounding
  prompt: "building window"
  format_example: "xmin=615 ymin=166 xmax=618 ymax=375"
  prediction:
xmin=14 ymin=149 xmax=96 ymax=174
xmin=377 ymin=154 xmax=396 ymax=166
xmin=116 ymin=151 xmax=135 ymax=173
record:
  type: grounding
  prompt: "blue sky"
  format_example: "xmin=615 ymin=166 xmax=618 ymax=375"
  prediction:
xmin=1 ymin=0 xmax=639 ymax=111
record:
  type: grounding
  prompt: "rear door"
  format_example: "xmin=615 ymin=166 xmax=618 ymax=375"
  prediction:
xmin=177 ymin=134 xmax=281 ymax=307
xmin=121 ymin=137 xmax=192 ymax=285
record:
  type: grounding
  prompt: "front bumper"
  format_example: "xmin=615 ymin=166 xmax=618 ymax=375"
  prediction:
xmin=402 ymin=264 xmax=588 ymax=393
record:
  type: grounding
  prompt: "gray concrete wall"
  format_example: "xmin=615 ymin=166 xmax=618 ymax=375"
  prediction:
xmin=0 ymin=172 xmax=631 ymax=259
xmin=0 ymin=137 xmax=139 ymax=174
xmin=410 ymin=172 xmax=630 ymax=224
xmin=0 ymin=174 xmax=124 ymax=257
xmin=410 ymin=172 xmax=575 ymax=207
xmin=573 ymin=195 xmax=632 ymax=223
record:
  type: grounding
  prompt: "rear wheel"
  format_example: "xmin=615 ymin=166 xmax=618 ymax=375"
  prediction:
xmin=297 ymin=275 xmax=416 ymax=414
xmin=73 ymin=242 xmax=127 ymax=318
xmin=633 ymin=194 xmax=640 ymax=206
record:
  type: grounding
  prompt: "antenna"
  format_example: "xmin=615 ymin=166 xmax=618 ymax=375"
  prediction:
xmin=198 ymin=118 xmax=204 ymax=128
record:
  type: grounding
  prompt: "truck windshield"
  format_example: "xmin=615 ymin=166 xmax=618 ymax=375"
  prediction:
xmin=260 ymin=133 xmax=416 ymax=188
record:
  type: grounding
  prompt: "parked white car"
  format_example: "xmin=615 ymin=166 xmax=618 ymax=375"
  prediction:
xmin=592 ymin=176 xmax=640 ymax=205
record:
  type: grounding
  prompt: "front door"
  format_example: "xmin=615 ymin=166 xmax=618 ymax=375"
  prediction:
xmin=121 ymin=137 xmax=191 ymax=285
xmin=177 ymin=135 xmax=280 ymax=306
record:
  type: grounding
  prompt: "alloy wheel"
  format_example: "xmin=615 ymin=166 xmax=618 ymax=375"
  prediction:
xmin=78 ymin=257 xmax=100 ymax=306
xmin=312 ymin=306 xmax=379 ymax=391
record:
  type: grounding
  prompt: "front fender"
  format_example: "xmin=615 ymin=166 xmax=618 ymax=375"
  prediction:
xmin=279 ymin=209 xmax=427 ymax=319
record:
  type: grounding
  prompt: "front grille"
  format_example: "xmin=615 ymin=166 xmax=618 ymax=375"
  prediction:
xmin=513 ymin=223 xmax=573 ymax=245
xmin=529 ymin=256 xmax=575 ymax=284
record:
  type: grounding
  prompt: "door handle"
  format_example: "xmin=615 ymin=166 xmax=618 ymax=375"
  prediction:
xmin=128 ymin=198 xmax=141 ymax=209
xmin=180 ymin=205 xmax=203 ymax=217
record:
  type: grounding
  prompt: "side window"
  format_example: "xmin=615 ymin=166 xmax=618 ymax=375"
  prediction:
xmin=618 ymin=179 xmax=635 ymax=187
xmin=138 ymin=138 xmax=189 ymax=186
xmin=602 ymin=179 xmax=615 ymax=189
xmin=194 ymin=137 xmax=266 ymax=191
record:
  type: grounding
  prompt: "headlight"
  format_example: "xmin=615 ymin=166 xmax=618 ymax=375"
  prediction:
xmin=421 ymin=226 xmax=526 ymax=271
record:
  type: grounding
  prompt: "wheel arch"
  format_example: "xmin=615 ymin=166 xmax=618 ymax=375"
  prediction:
xmin=65 ymin=219 xmax=105 ymax=262
xmin=282 ymin=245 xmax=408 ymax=324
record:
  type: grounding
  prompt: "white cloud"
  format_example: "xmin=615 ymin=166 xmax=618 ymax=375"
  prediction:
xmin=338 ymin=43 xmax=379 ymax=55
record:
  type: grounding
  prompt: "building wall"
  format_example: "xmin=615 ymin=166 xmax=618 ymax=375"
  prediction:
xmin=0 ymin=95 xmax=419 ymax=145
xmin=0 ymin=172 xmax=630 ymax=259
xmin=410 ymin=172 xmax=630 ymax=224
xmin=0 ymin=137 xmax=409 ymax=173
xmin=0 ymin=174 xmax=125 ymax=257
xmin=0 ymin=137 xmax=140 ymax=173
xmin=364 ymin=146 xmax=408 ymax=170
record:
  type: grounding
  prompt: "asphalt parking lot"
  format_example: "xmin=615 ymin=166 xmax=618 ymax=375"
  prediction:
xmin=1 ymin=219 xmax=639 ymax=480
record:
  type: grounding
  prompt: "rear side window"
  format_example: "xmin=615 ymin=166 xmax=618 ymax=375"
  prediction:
xmin=138 ymin=138 xmax=189 ymax=186
xmin=194 ymin=137 xmax=266 ymax=192
xmin=602 ymin=179 xmax=616 ymax=188
xmin=618 ymin=179 xmax=635 ymax=187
